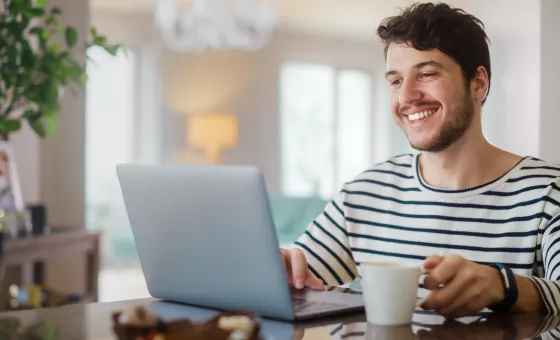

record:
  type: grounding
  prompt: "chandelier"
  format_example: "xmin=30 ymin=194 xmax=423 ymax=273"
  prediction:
xmin=155 ymin=0 xmax=277 ymax=53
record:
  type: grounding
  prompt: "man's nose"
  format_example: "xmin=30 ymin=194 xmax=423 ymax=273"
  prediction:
xmin=399 ymin=79 xmax=423 ymax=105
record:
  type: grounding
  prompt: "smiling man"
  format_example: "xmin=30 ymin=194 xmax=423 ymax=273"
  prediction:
xmin=280 ymin=2 xmax=560 ymax=317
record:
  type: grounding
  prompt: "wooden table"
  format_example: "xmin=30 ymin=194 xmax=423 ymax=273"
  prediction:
xmin=0 ymin=298 xmax=558 ymax=339
xmin=0 ymin=228 xmax=100 ymax=310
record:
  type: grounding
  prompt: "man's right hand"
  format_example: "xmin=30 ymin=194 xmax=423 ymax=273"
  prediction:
xmin=280 ymin=248 xmax=325 ymax=290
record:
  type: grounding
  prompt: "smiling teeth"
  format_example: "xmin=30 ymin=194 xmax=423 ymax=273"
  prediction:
xmin=408 ymin=110 xmax=435 ymax=121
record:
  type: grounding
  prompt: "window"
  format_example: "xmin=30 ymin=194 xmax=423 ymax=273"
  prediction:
xmin=280 ymin=62 xmax=372 ymax=199
xmin=85 ymin=46 xmax=136 ymax=266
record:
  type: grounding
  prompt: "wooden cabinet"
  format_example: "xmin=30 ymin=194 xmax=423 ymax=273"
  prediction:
xmin=0 ymin=228 xmax=100 ymax=310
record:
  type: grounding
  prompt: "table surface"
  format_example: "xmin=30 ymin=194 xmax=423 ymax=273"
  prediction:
xmin=0 ymin=297 xmax=559 ymax=339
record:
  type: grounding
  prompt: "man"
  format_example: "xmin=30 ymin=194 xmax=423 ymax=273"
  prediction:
xmin=280 ymin=2 xmax=560 ymax=318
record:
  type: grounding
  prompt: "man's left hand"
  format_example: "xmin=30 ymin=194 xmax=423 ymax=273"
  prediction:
xmin=420 ymin=254 xmax=505 ymax=318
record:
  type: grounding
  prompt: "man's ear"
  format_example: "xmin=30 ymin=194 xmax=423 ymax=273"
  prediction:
xmin=472 ymin=66 xmax=490 ymax=103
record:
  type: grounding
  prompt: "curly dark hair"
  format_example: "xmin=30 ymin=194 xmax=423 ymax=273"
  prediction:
xmin=377 ymin=2 xmax=491 ymax=103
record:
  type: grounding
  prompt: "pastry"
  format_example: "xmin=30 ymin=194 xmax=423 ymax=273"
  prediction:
xmin=112 ymin=306 xmax=261 ymax=340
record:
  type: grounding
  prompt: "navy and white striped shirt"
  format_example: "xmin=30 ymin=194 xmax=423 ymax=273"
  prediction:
xmin=295 ymin=154 xmax=560 ymax=315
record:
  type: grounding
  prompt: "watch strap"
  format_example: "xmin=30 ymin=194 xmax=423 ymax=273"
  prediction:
xmin=488 ymin=263 xmax=518 ymax=312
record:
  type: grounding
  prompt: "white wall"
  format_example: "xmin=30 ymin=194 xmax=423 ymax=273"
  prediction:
xmin=10 ymin=125 xmax=40 ymax=204
xmin=539 ymin=0 xmax=560 ymax=163
xmin=36 ymin=0 xmax=89 ymax=228
xmin=44 ymin=0 xmax=90 ymax=294
xmin=483 ymin=36 xmax=541 ymax=157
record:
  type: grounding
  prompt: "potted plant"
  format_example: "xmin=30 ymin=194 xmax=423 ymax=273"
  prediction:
xmin=0 ymin=0 xmax=121 ymax=140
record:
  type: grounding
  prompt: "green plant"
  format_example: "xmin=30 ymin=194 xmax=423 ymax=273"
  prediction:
xmin=0 ymin=0 xmax=120 ymax=139
xmin=0 ymin=317 xmax=58 ymax=340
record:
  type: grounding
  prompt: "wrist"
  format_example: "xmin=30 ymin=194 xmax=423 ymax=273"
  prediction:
xmin=489 ymin=265 xmax=506 ymax=305
xmin=487 ymin=264 xmax=519 ymax=312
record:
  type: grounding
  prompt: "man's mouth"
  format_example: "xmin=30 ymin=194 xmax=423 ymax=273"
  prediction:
xmin=407 ymin=109 xmax=437 ymax=122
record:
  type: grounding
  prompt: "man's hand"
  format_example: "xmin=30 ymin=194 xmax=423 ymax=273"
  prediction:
xmin=420 ymin=254 xmax=504 ymax=318
xmin=280 ymin=248 xmax=324 ymax=290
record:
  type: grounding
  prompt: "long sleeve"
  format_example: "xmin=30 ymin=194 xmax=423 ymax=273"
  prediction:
xmin=526 ymin=178 xmax=560 ymax=315
xmin=529 ymin=211 xmax=560 ymax=315
xmin=539 ymin=316 xmax=560 ymax=340
xmin=293 ymin=190 xmax=358 ymax=286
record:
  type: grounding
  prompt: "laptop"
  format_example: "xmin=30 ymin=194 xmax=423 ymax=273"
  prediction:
xmin=116 ymin=164 xmax=364 ymax=321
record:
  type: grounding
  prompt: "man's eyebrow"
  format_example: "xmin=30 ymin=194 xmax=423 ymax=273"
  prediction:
xmin=384 ymin=70 xmax=398 ymax=79
xmin=385 ymin=60 xmax=444 ymax=79
xmin=414 ymin=60 xmax=444 ymax=70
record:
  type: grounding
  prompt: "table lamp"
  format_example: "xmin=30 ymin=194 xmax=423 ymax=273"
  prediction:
xmin=187 ymin=113 xmax=238 ymax=164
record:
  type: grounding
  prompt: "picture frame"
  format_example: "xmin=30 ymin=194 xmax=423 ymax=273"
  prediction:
xmin=0 ymin=141 xmax=24 ymax=212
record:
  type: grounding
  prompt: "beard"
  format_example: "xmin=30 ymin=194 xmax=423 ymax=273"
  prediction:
xmin=404 ymin=93 xmax=475 ymax=153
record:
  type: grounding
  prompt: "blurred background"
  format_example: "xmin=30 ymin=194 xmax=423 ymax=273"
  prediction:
xmin=6 ymin=0 xmax=560 ymax=305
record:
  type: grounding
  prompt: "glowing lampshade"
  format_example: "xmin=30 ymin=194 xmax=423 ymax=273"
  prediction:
xmin=187 ymin=113 xmax=238 ymax=164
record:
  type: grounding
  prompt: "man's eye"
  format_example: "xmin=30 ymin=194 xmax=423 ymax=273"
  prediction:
xmin=390 ymin=79 xmax=402 ymax=86
xmin=421 ymin=73 xmax=436 ymax=78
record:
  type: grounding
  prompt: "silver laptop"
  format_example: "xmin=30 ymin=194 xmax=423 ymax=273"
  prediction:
xmin=116 ymin=164 xmax=364 ymax=321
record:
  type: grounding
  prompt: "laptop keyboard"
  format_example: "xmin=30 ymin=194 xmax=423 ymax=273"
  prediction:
xmin=292 ymin=298 xmax=346 ymax=313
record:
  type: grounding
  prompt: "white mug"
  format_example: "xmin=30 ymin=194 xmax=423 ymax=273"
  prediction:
xmin=359 ymin=261 xmax=421 ymax=325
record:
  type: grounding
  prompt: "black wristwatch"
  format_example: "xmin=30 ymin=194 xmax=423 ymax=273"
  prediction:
xmin=488 ymin=263 xmax=518 ymax=312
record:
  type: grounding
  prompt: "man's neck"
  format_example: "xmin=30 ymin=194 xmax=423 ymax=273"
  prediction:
xmin=418 ymin=130 xmax=522 ymax=191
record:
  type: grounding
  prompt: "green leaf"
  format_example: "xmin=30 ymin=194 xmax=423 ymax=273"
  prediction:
xmin=20 ymin=39 xmax=34 ymax=66
xmin=46 ymin=14 xmax=59 ymax=26
xmin=0 ymin=119 xmax=21 ymax=134
xmin=0 ymin=317 xmax=21 ymax=332
xmin=65 ymin=26 xmax=77 ymax=48
xmin=29 ymin=27 xmax=44 ymax=36
xmin=44 ymin=324 xmax=58 ymax=340
xmin=5 ymin=120 xmax=21 ymax=132
xmin=27 ymin=7 xmax=45 ymax=17
xmin=44 ymin=114 xmax=57 ymax=137
xmin=36 ymin=0 xmax=47 ymax=5
xmin=22 ymin=109 xmax=37 ymax=119
xmin=6 ymin=45 xmax=17 ymax=64
xmin=8 ymin=0 xmax=24 ymax=13
xmin=78 ymin=73 xmax=88 ymax=86
xmin=92 ymin=35 xmax=107 ymax=46
xmin=51 ymin=7 xmax=62 ymax=15
xmin=22 ymin=11 xmax=35 ymax=21
xmin=30 ymin=27 xmax=48 ymax=49
xmin=103 ymin=44 xmax=120 ymax=56
xmin=7 ymin=75 xmax=17 ymax=86
xmin=28 ymin=117 xmax=46 ymax=138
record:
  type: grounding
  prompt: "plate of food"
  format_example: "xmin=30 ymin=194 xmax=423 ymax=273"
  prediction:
xmin=112 ymin=306 xmax=262 ymax=340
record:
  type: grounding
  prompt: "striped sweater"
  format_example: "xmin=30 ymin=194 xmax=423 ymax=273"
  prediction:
xmin=294 ymin=154 xmax=560 ymax=315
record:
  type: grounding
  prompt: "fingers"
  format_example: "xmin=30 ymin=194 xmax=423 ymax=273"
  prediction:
xmin=281 ymin=249 xmax=292 ymax=281
xmin=281 ymin=248 xmax=324 ymax=290
xmin=421 ymin=266 xmax=479 ymax=312
xmin=423 ymin=254 xmax=463 ymax=290
xmin=423 ymin=255 xmax=444 ymax=272
xmin=290 ymin=249 xmax=308 ymax=289
xmin=442 ymin=295 xmax=487 ymax=319
xmin=305 ymin=270 xmax=325 ymax=291
xmin=438 ymin=272 xmax=484 ymax=316
xmin=293 ymin=329 xmax=305 ymax=340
